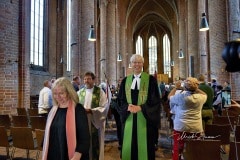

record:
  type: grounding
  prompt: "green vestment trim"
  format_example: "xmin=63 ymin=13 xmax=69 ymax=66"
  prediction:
xmin=122 ymin=72 xmax=149 ymax=160
xmin=78 ymin=86 xmax=100 ymax=108
xmin=78 ymin=86 xmax=101 ymax=160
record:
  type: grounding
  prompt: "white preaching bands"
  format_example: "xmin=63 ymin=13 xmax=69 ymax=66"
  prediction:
xmin=131 ymin=74 xmax=141 ymax=90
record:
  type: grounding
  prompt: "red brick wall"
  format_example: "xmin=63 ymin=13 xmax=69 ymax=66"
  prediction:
xmin=0 ymin=0 xmax=20 ymax=114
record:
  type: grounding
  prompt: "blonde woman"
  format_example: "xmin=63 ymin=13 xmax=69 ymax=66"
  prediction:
xmin=42 ymin=77 xmax=90 ymax=160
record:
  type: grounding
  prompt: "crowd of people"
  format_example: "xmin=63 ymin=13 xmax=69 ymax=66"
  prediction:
xmin=37 ymin=54 xmax=234 ymax=160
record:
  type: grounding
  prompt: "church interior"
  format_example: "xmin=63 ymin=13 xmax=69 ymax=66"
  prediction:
xmin=1 ymin=0 xmax=240 ymax=159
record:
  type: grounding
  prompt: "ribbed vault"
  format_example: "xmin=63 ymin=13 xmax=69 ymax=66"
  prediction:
xmin=119 ymin=0 xmax=178 ymax=36
xmin=116 ymin=0 xmax=179 ymax=78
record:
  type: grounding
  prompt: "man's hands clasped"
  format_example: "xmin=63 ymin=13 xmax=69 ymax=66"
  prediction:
xmin=127 ymin=104 xmax=141 ymax=113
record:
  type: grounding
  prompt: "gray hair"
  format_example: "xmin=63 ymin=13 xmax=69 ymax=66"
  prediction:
xmin=130 ymin=54 xmax=144 ymax=63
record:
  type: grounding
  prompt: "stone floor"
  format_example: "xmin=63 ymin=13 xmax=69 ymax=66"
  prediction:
xmin=103 ymin=114 xmax=173 ymax=160
xmin=104 ymin=127 xmax=173 ymax=160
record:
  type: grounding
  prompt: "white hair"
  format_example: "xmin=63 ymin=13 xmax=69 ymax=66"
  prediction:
xmin=99 ymin=82 xmax=106 ymax=89
xmin=130 ymin=54 xmax=144 ymax=63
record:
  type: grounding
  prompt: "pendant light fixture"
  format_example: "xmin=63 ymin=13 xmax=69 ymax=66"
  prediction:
xmin=88 ymin=25 xmax=96 ymax=41
xmin=128 ymin=63 xmax=132 ymax=68
xmin=178 ymin=49 xmax=184 ymax=58
xmin=199 ymin=13 xmax=209 ymax=31
xmin=117 ymin=53 xmax=123 ymax=61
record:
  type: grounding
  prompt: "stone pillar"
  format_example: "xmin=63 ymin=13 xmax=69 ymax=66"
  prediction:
xmin=71 ymin=0 xmax=80 ymax=77
xmin=143 ymin=35 xmax=149 ymax=73
xmin=208 ymin=0 xmax=228 ymax=83
xmin=187 ymin=0 xmax=198 ymax=77
xmin=80 ymin=0 xmax=96 ymax=74
xmin=178 ymin=0 xmax=187 ymax=79
xmin=56 ymin=1 xmax=64 ymax=78
xmin=116 ymin=4 xmax=121 ymax=83
xmin=99 ymin=1 xmax=107 ymax=82
xmin=106 ymin=0 xmax=116 ymax=85
xmin=158 ymin=37 xmax=164 ymax=74
xmin=119 ymin=25 xmax=126 ymax=77
xmin=199 ymin=0 xmax=209 ymax=79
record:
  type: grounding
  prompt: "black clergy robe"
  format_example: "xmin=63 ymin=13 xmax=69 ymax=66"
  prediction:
xmin=117 ymin=74 xmax=161 ymax=160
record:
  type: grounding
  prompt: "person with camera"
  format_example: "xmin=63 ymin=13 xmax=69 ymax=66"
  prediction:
xmin=168 ymin=77 xmax=207 ymax=160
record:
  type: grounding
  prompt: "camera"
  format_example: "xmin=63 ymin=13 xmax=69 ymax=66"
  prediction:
xmin=222 ymin=40 xmax=240 ymax=72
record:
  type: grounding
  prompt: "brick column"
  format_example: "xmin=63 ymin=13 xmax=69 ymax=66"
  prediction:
xmin=199 ymin=0 xmax=209 ymax=77
xmin=119 ymin=25 xmax=127 ymax=77
xmin=143 ymin=35 xmax=149 ymax=73
xmin=116 ymin=4 xmax=121 ymax=83
xmin=80 ymin=0 xmax=96 ymax=74
xmin=56 ymin=1 xmax=64 ymax=78
xmin=106 ymin=0 xmax=116 ymax=85
xmin=19 ymin=0 xmax=31 ymax=110
xmin=71 ymin=0 xmax=80 ymax=77
xmin=99 ymin=1 xmax=107 ymax=82
xmin=178 ymin=0 xmax=187 ymax=79
xmin=187 ymin=0 xmax=198 ymax=77
xmin=208 ymin=0 xmax=228 ymax=83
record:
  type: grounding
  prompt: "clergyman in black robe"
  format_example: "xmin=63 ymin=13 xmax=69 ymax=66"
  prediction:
xmin=117 ymin=54 xmax=161 ymax=160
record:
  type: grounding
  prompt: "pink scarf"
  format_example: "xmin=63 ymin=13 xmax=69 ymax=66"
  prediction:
xmin=42 ymin=101 xmax=76 ymax=160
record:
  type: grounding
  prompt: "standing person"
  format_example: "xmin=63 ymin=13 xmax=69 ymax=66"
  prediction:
xmin=211 ymin=78 xmax=218 ymax=96
xmin=169 ymin=80 xmax=184 ymax=128
xmin=223 ymin=81 xmax=231 ymax=92
xmin=51 ymin=78 xmax=56 ymax=84
xmin=213 ymin=85 xmax=224 ymax=115
xmin=117 ymin=77 xmax=123 ymax=89
xmin=110 ymin=78 xmax=122 ymax=150
xmin=198 ymin=74 xmax=214 ymax=129
xmin=117 ymin=54 xmax=161 ymax=160
xmin=42 ymin=77 xmax=90 ymax=160
xmin=78 ymin=71 xmax=108 ymax=160
xmin=38 ymin=80 xmax=53 ymax=116
xmin=72 ymin=76 xmax=81 ymax=92
xmin=168 ymin=77 xmax=207 ymax=160
xmin=159 ymin=81 xmax=166 ymax=99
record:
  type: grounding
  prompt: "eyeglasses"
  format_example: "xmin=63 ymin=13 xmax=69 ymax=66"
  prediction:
xmin=53 ymin=91 xmax=67 ymax=97
xmin=132 ymin=61 xmax=143 ymax=64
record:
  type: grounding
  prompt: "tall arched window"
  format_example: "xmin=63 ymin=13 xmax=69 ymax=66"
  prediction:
xmin=67 ymin=0 xmax=72 ymax=71
xmin=163 ymin=34 xmax=171 ymax=77
xmin=148 ymin=36 xmax=157 ymax=75
xmin=30 ymin=0 xmax=45 ymax=67
xmin=136 ymin=36 xmax=143 ymax=56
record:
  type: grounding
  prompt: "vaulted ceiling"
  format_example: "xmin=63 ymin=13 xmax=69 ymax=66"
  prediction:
xmin=118 ymin=0 xmax=179 ymax=40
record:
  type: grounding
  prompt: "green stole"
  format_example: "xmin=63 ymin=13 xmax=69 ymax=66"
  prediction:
xmin=122 ymin=72 xmax=149 ymax=160
xmin=78 ymin=86 xmax=100 ymax=159
xmin=78 ymin=86 xmax=100 ymax=108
